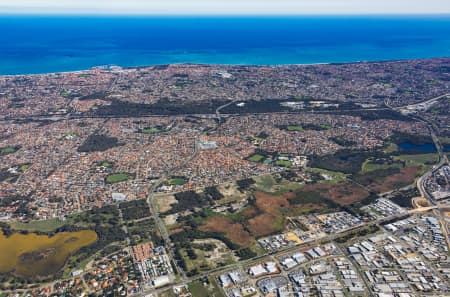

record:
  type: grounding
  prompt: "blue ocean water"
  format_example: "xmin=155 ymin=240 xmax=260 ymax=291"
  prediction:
xmin=1 ymin=15 xmax=450 ymax=74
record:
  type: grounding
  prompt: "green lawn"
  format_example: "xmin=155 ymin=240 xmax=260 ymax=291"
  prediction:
xmin=319 ymin=124 xmax=332 ymax=130
xmin=11 ymin=218 xmax=70 ymax=232
xmin=106 ymin=173 xmax=130 ymax=184
xmin=360 ymin=153 xmax=438 ymax=175
xmin=100 ymin=161 xmax=113 ymax=168
xmin=248 ymin=154 xmax=265 ymax=162
xmin=287 ymin=125 xmax=304 ymax=131
xmin=19 ymin=164 xmax=30 ymax=173
xmin=275 ymin=160 xmax=293 ymax=168
xmin=393 ymin=153 xmax=439 ymax=167
xmin=1 ymin=147 xmax=18 ymax=154
xmin=383 ymin=142 xmax=399 ymax=154
xmin=169 ymin=178 xmax=186 ymax=186
xmin=273 ymin=181 xmax=305 ymax=194
xmin=361 ymin=159 xmax=403 ymax=173
xmin=307 ymin=167 xmax=348 ymax=183
xmin=254 ymin=174 xmax=304 ymax=194
xmin=254 ymin=175 xmax=277 ymax=191
xmin=142 ymin=128 xmax=162 ymax=134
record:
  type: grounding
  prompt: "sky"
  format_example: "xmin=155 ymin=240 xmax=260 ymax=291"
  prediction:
xmin=0 ymin=0 xmax=449 ymax=15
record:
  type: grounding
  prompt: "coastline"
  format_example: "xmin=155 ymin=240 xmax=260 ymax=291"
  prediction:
xmin=1 ymin=56 xmax=449 ymax=77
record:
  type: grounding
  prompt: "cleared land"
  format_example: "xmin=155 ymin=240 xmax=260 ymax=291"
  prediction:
xmin=297 ymin=182 xmax=370 ymax=206
xmin=365 ymin=166 xmax=420 ymax=193
xmin=200 ymin=216 xmax=252 ymax=247
xmin=188 ymin=278 xmax=225 ymax=297
xmin=155 ymin=194 xmax=178 ymax=213
xmin=182 ymin=238 xmax=236 ymax=272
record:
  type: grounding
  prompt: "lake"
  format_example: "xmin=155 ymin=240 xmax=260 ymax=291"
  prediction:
xmin=0 ymin=230 xmax=97 ymax=277
xmin=398 ymin=142 xmax=437 ymax=153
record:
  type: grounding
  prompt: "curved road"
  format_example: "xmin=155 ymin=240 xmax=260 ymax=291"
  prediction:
xmin=386 ymin=94 xmax=450 ymax=249
xmin=144 ymin=100 xmax=237 ymax=289
xmin=141 ymin=95 xmax=450 ymax=295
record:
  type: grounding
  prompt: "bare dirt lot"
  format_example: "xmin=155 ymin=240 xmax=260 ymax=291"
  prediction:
xmin=299 ymin=182 xmax=370 ymax=206
xmin=155 ymin=194 xmax=178 ymax=213
xmin=368 ymin=166 xmax=419 ymax=193
xmin=197 ymin=179 xmax=372 ymax=246
xmin=248 ymin=213 xmax=281 ymax=237
xmin=200 ymin=216 xmax=253 ymax=247
xmin=254 ymin=191 xmax=292 ymax=215
xmin=246 ymin=191 xmax=293 ymax=237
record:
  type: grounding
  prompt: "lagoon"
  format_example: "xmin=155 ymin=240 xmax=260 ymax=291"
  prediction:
xmin=0 ymin=230 xmax=97 ymax=277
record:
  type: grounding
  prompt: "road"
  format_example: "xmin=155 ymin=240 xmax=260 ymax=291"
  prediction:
xmin=0 ymin=105 xmax=394 ymax=123
xmin=142 ymin=99 xmax=238 ymax=294
xmin=4 ymin=87 xmax=450 ymax=295
xmin=139 ymin=204 xmax=435 ymax=296
xmin=138 ymin=95 xmax=450 ymax=296
xmin=384 ymin=94 xmax=450 ymax=250
xmin=385 ymin=93 xmax=450 ymax=111
xmin=416 ymin=119 xmax=449 ymax=250
xmin=401 ymin=93 xmax=449 ymax=112
xmin=215 ymin=99 xmax=238 ymax=123
xmin=145 ymin=139 xmax=199 ymax=283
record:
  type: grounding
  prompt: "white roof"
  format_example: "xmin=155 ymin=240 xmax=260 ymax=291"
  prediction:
xmin=249 ymin=265 xmax=266 ymax=276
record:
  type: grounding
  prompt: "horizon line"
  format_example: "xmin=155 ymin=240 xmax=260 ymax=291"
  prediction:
xmin=2 ymin=11 xmax=450 ymax=16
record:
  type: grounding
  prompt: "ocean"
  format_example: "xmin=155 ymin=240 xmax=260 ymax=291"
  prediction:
xmin=1 ymin=15 xmax=450 ymax=74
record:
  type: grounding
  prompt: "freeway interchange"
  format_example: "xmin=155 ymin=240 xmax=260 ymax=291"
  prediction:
xmin=138 ymin=95 xmax=450 ymax=297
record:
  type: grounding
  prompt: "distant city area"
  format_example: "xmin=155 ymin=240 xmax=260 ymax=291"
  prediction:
xmin=0 ymin=58 xmax=449 ymax=297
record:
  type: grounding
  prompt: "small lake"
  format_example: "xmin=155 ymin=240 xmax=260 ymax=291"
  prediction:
xmin=0 ymin=230 xmax=97 ymax=278
xmin=398 ymin=142 xmax=437 ymax=153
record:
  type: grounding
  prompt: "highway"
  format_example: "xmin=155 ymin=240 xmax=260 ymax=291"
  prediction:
xmin=398 ymin=93 xmax=449 ymax=113
xmin=139 ymin=205 xmax=435 ymax=296
xmin=385 ymin=93 xmax=450 ymax=112
xmin=139 ymin=95 xmax=450 ymax=296
xmin=417 ymin=119 xmax=449 ymax=250
xmin=385 ymin=94 xmax=450 ymax=251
